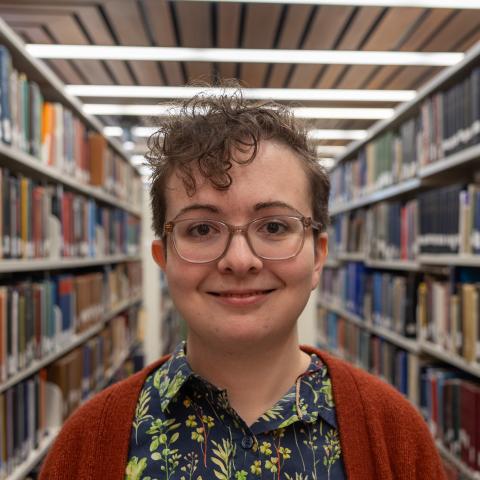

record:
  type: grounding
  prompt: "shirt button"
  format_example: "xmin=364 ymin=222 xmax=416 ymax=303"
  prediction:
xmin=241 ymin=435 xmax=254 ymax=449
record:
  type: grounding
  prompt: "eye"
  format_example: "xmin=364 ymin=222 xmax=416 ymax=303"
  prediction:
xmin=257 ymin=219 xmax=290 ymax=236
xmin=185 ymin=221 xmax=221 ymax=238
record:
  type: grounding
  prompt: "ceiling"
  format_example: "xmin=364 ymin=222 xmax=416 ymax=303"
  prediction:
xmin=1 ymin=0 xmax=480 ymax=157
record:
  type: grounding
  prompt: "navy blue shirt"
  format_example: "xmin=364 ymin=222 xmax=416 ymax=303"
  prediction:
xmin=126 ymin=342 xmax=346 ymax=479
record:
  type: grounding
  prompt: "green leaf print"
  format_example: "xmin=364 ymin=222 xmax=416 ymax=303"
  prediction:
xmin=319 ymin=379 xmax=334 ymax=408
xmin=133 ymin=387 xmax=153 ymax=444
xmin=211 ymin=438 xmax=235 ymax=480
xmin=125 ymin=456 xmax=147 ymax=480
xmin=323 ymin=429 xmax=341 ymax=480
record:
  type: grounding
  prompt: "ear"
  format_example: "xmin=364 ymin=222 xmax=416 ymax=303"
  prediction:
xmin=151 ymin=239 xmax=167 ymax=270
xmin=311 ymin=233 xmax=328 ymax=291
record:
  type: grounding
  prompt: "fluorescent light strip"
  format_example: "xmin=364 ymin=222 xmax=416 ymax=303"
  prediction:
xmin=26 ymin=44 xmax=463 ymax=66
xmin=182 ymin=0 xmax=480 ymax=7
xmin=85 ymin=104 xmax=394 ymax=119
xmin=67 ymin=85 xmax=416 ymax=103
xmin=308 ymin=129 xmax=367 ymax=140
xmin=316 ymin=145 xmax=347 ymax=155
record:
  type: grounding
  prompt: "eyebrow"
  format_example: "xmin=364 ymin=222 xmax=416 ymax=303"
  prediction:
xmin=173 ymin=203 xmax=220 ymax=220
xmin=254 ymin=201 xmax=301 ymax=214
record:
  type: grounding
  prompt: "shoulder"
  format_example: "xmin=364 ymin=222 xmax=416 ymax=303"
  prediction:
xmin=39 ymin=356 xmax=170 ymax=479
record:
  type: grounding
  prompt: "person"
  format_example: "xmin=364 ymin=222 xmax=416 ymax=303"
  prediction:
xmin=39 ymin=90 xmax=446 ymax=480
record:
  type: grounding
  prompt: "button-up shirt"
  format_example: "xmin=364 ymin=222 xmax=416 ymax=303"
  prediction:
xmin=125 ymin=342 xmax=346 ymax=479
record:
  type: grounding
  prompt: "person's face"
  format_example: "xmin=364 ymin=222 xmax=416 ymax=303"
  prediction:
xmin=152 ymin=140 xmax=328 ymax=350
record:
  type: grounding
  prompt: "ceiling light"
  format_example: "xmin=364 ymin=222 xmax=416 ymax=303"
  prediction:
xmin=83 ymin=104 xmax=394 ymax=120
xmin=181 ymin=0 xmax=480 ymax=8
xmin=67 ymin=85 xmax=416 ymax=103
xmin=318 ymin=158 xmax=336 ymax=170
xmin=308 ymin=129 xmax=367 ymax=140
xmin=26 ymin=44 xmax=463 ymax=66
xmin=103 ymin=126 xmax=123 ymax=137
xmin=316 ymin=145 xmax=347 ymax=155
xmin=132 ymin=126 xmax=159 ymax=137
xmin=130 ymin=155 xmax=146 ymax=166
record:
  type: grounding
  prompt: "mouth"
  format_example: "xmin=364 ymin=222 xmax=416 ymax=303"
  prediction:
xmin=208 ymin=289 xmax=276 ymax=298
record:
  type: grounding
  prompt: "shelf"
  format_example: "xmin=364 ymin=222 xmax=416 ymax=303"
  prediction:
xmin=0 ymin=254 xmax=141 ymax=273
xmin=365 ymin=259 xmax=420 ymax=271
xmin=336 ymin=252 xmax=365 ymax=262
xmin=317 ymin=299 xmax=420 ymax=354
xmin=436 ymin=442 xmax=480 ymax=480
xmin=5 ymin=340 xmax=140 ymax=480
xmin=419 ymin=143 xmax=480 ymax=179
xmin=0 ymin=141 xmax=141 ymax=216
xmin=0 ymin=18 xmax=133 ymax=168
xmin=420 ymin=341 xmax=480 ymax=379
xmin=6 ymin=428 xmax=60 ymax=480
xmin=330 ymin=177 xmax=421 ymax=215
xmin=418 ymin=254 xmax=480 ymax=267
xmin=0 ymin=295 xmax=142 ymax=394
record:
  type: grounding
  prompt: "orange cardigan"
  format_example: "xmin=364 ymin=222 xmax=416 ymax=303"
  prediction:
xmin=39 ymin=346 xmax=446 ymax=479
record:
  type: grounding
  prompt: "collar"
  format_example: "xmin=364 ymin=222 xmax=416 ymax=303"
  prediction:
xmin=154 ymin=341 xmax=338 ymax=430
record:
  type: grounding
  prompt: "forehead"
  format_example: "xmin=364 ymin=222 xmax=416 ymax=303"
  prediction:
xmin=164 ymin=141 xmax=312 ymax=218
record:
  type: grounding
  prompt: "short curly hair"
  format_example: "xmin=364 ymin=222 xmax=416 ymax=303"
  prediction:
xmin=146 ymin=89 xmax=330 ymax=238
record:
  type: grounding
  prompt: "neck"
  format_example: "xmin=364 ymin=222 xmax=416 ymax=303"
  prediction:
xmin=186 ymin=332 xmax=311 ymax=426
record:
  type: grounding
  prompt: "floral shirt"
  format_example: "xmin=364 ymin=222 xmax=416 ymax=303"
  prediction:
xmin=126 ymin=342 xmax=345 ymax=480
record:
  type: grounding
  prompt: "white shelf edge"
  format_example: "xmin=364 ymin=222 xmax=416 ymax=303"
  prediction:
xmin=4 ymin=340 xmax=140 ymax=480
xmin=420 ymin=341 xmax=480 ymax=378
xmin=333 ymin=41 xmax=480 ymax=166
xmin=0 ymin=295 xmax=142 ymax=393
xmin=436 ymin=441 xmax=480 ymax=480
xmin=336 ymin=252 xmax=365 ymax=262
xmin=0 ymin=142 xmax=141 ymax=216
xmin=365 ymin=259 xmax=420 ymax=271
xmin=419 ymin=143 xmax=480 ymax=179
xmin=418 ymin=254 xmax=480 ymax=267
xmin=317 ymin=299 xmax=420 ymax=353
xmin=330 ymin=177 xmax=421 ymax=215
xmin=0 ymin=254 xmax=141 ymax=273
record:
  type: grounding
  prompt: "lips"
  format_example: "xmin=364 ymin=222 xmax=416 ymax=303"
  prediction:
xmin=208 ymin=289 xmax=276 ymax=297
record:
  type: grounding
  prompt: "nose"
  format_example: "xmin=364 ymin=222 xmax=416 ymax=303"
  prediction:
xmin=216 ymin=231 xmax=263 ymax=275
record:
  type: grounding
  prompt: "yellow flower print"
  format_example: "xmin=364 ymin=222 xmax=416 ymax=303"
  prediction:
xmin=250 ymin=460 xmax=262 ymax=476
xmin=259 ymin=441 xmax=272 ymax=455
xmin=265 ymin=457 xmax=279 ymax=473
xmin=186 ymin=415 xmax=197 ymax=427
xmin=279 ymin=446 xmax=291 ymax=460
xmin=201 ymin=415 xmax=215 ymax=428
xmin=191 ymin=427 xmax=205 ymax=443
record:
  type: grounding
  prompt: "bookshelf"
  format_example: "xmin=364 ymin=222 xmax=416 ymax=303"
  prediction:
xmin=0 ymin=18 xmax=145 ymax=480
xmin=321 ymin=39 xmax=480 ymax=478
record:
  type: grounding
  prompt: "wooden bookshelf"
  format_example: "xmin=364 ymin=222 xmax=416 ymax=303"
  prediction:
xmin=5 ymin=340 xmax=141 ymax=480
xmin=0 ymin=295 xmax=142 ymax=394
xmin=317 ymin=299 xmax=421 ymax=354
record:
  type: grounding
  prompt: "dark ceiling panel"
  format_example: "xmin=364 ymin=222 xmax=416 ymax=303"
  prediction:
xmin=288 ymin=6 xmax=354 ymax=88
xmin=268 ymin=4 xmax=313 ymax=88
xmin=143 ymin=0 xmax=184 ymax=86
xmin=103 ymin=0 xmax=163 ymax=85
xmin=175 ymin=1 xmax=213 ymax=83
xmin=337 ymin=7 xmax=425 ymax=89
xmin=13 ymin=25 xmax=83 ymax=84
xmin=317 ymin=6 xmax=384 ymax=89
xmin=75 ymin=5 xmax=135 ymax=85
xmin=240 ymin=3 xmax=283 ymax=87
xmin=217 ymin=2 xmax=241 ymax=80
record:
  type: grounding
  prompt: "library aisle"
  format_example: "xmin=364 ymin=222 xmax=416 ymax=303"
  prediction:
xmin=0 ymin=1 xmax=479 ymax=479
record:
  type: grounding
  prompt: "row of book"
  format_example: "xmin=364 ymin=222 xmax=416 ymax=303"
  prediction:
xmin=0 ymin=261 xmax=142 ymax=382
xmin=0 ymin=310 xmax=141 ymax=479
xmin=0 ymin=167 xmax=141 ymax=259
xmin=317 ymin=307 xmax=417 ymax=402
xmin=418 ymin=271 xmax=480 ymax=364
xmin=421 ymin=367 xmax=480 ymax=474
xmin=331 ymin=198 xmax=418 ymax=261
xmin=0 ymin=45 xmax=142 ymax=208
xmin=329 ymin=66 xmax=480 ymax=206
xmin=330 ymin=180 xmax=480 ymax=259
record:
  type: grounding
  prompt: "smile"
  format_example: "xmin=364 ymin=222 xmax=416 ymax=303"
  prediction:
xmin=209 ymin=289 xmax=276 ymax=297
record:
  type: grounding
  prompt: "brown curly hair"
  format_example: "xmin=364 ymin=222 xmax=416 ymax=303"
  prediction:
xmin=146 ymin=89 xmax=330 ymax=238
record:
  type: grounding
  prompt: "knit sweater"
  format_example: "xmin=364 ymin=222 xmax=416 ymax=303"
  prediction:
xmin=39 ymin=346 xmax=446 ymax=479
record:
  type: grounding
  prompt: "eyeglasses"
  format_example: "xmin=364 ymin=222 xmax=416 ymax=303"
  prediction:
xmin=163 ymin=215 xmax=321 ymax=264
